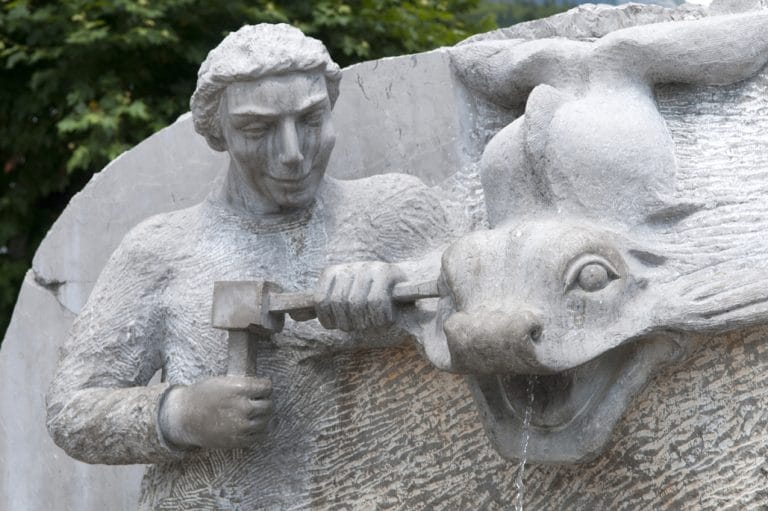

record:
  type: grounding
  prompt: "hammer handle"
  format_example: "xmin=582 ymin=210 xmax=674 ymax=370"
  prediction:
xmin=269 ymin=279 xmax=439 ymax=321
xmin=226 ymin=330 xmax=258 ymax=377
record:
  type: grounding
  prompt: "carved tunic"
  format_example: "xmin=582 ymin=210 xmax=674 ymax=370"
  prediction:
xmin=46 ymin=174 xmax=465 ymax=509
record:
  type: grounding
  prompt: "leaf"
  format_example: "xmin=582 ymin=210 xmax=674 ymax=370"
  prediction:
xmin=66 ymin=144 xmax=91 ymax=173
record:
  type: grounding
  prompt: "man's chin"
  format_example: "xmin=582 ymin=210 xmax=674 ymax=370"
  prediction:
xmin=270 ymin=181 xmax=322 ymax=211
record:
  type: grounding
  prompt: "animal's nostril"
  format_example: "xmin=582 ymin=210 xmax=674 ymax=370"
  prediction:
xmin=528 ymin=325 xmax=543 ymax=343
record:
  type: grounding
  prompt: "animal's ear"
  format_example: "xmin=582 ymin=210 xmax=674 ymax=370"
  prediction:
xmin=478 ymin=85 xmax=569 ymax=227
xmin=523 ymin=84 xmax=572 ymax=180
xmin=595 ymin=12 xmax=768 ymax=86
xmin=448 ymin=39 xmax=583 ymax=110
xmin=449 ymin=39 xmax=529 ymax=109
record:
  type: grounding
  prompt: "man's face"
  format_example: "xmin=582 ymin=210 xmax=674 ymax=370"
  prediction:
xmin=220 ymin=71 xmax=336 ymax=211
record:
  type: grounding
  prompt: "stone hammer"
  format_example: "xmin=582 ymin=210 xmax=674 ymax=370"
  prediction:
xmin=211 ymin=279 xmax=440 ymax=376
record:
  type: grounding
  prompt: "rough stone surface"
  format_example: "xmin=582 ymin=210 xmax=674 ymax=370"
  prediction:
xmin=43 ymin=24 xmax=475 ymax=509
xmin=30 ymin=116 xmax=224 ymax=314
xmin=428 ymin=11 xmax=768 ymax=464
xmin=0 ymin=272 xmax=145 ymax=510
xmin=3 ymin=24 xmax=478 ymax=511
xmin=328 ymin=51 xmax=473 ymax=186
xmin=460 ymin=2 xmax=705 ymax=44
xmin=710 ymin=0 xmax=768 ymax=13
xmin=3 ymin=5 xmax=768 ymax=511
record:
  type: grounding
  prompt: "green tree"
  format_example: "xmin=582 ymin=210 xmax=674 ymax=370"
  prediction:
xmin=0 ymin=1 xmax=495 ymax=340
xmin=467 ymin=0 xmax=573 ymax=29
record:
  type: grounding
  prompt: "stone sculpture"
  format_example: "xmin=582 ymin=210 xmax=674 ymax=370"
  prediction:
xmin=45 ymin=24 xmax=466 ymax=509
xmin=410 ymin=12 xmax=768 ymax=463
xmin=12 ymin=3 xmax=766 ymax=509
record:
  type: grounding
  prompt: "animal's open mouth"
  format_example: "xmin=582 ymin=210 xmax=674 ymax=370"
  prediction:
xmin=500 ymin=343 xmax=627 ymax=431
xmin=468 ymin=334 xmax=686 ymax=463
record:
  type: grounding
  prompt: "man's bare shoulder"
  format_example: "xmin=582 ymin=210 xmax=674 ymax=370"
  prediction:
xmin=324 ymin=173 xmax=449 ymax=216
xmin=108 ymin=202 xmax=208 ymax=270
xmin=327 ymin=172 xmax=428 ymax=199
xmin=323 ymin=174 xmax=468 ymax=260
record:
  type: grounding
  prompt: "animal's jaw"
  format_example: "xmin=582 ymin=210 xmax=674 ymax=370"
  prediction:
xmin=468 ymin=333 xmax=688 ymax=464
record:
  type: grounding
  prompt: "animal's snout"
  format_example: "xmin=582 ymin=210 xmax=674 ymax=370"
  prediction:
xmin=443 ymin=306 xmax=548 ymax=374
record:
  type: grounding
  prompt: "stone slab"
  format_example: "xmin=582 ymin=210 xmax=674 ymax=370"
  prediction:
xmin=0 ymin=272 xmax=144 ymax=510
xmin=3 ymin=3 xmax=768 ymax=509
xmin=328 ymin=50 xmax=472 ymax=185
xmin=1 ymin=46 xmax=467 ymax=511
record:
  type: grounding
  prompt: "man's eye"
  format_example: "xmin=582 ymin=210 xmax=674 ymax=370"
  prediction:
xmin=564 ymin=256 xmax=620 ymax=292
xmin=301 ymin=111 xmax=324 ymax=127
xmin=240 ymin=123 xmax=271 ymax=136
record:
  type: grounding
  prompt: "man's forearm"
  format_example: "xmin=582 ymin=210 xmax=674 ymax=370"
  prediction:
xmin=47 ymin=383 xmax=189 ymax=465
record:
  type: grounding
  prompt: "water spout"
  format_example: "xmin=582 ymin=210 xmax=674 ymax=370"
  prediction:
xmin=514 ymin=375 xmax=536 ymax=511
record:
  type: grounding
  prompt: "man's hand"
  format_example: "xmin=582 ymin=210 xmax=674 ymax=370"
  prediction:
xmin=314 ymin=261 xmax=406 ymax=331
xmin=159 ymin=376 xmax=272 ymax=450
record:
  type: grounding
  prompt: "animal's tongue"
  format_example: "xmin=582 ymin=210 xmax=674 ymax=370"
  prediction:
xmin=501 ymin=355 xmax=611 ymax=429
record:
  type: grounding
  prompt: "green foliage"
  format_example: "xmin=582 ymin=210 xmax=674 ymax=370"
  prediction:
xmin=476 ymin=0 xmax=572 ymax=27
xmin=0 ymin=1 xmax=495 ymax=339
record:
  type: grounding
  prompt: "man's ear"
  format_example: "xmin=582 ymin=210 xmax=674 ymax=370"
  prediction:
xmin=205 ymin=132 xmax=228 ymax=153
xmin=206 ymin=96 xmax=230 ymax=153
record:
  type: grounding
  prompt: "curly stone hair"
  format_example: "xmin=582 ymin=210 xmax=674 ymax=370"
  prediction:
xmin=190 ymin=23 xmax=342 ymax=152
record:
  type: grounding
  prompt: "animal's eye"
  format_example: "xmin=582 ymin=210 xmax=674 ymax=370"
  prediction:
xmin=564 ymin=256 xmax=619 ymax=293
xmin=577 ymin=263 xmax=610 ymax=291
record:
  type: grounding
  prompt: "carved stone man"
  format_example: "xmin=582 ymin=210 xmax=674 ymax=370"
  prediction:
xmin=46 ymin=24 xmax=462 ymax=509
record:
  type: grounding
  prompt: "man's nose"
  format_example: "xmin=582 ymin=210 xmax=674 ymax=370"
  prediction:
xmin=278 ymin=118 xmax=304 ymax=167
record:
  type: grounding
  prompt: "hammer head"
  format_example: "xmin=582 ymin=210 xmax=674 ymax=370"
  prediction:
xmin=211 ymin=281 xmax=285 ymax=335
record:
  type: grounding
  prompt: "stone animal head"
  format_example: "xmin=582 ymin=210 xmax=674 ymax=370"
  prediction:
xmin=415 ymin=12 xmax=768 ymax=463
xmin=423 ymin=212 xmax=768 ymax=462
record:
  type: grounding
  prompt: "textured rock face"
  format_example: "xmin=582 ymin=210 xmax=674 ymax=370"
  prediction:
xmin=0 ymin=41 xmax=478 ymax=511
xmin=433 ymin=11 xmax=768 ymax=464
xmin=3 ymin=4 xmax=768 ymax=511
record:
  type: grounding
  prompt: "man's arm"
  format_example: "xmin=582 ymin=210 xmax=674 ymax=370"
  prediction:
xmin=46 ymin=226 xmax=185 ymax=465
xmin=313 ymin=173 xmax=471 ymax=340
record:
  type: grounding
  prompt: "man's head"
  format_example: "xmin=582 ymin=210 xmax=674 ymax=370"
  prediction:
xmin=191 ymin=24 xmax=341 ymax=152
xmin=191 ymin=24 xmax=342 ymax=211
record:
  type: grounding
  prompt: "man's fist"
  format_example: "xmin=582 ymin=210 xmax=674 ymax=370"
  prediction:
xmin=314 ymin=261 xmax=406 ymax=331
xmin=159 ymin=376 xmax=272 ymax=450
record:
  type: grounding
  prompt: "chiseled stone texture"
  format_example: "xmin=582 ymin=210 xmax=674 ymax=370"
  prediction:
xmin=3 ymin=3 xmax=768 ymax=510
xmin=0 ymin=273 xmax=145 ymax=511
xmin=0 ymin=41 xmax=477 ymax=510
xmin=460 ymin=2 xmax=705 ymax=44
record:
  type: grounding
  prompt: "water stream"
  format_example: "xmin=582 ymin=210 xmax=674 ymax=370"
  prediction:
xmin=514 ymin=375 xmax=537 ymax=511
